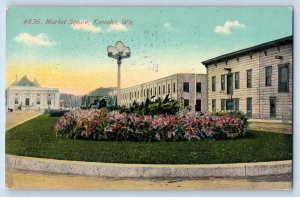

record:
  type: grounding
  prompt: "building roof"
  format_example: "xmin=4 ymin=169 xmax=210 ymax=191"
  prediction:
xmin=201 ymin=36 xmax=293 ymax=67
xmin=121 ymin=73 xmax=206 ymax=91
xmin=10 ymin=75 xmax=41 ymax=87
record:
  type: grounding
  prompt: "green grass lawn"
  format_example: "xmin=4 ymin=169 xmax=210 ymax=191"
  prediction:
xmin=5 ymin=115 xmax=292 ymax=164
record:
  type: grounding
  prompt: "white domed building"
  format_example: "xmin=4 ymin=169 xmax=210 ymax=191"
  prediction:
xmin=6 ymin=75 xmax=60 ymax=111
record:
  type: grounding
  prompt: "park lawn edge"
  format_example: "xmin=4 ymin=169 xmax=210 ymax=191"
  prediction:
xmin=5 ymin=115 xmax=293 ymax=164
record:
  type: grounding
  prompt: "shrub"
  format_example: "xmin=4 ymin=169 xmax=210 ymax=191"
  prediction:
xmin=118 ymin=95 xmax=182 ymax=116
xmin=54 ymin=108 xmax=107 ymax=139
xmin=54 ymin=109 xmax=248 ymax=141
xmin=45 ymin=109 xmax=70 ymax=117
xmin=212 ymin=111 xmax=249 ymax=136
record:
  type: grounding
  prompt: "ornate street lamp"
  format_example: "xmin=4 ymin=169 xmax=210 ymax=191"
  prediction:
xmin=107 ymin=41 xmax=131 ymax=105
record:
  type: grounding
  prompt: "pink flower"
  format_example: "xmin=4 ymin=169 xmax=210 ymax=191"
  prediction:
xmin=167 ymin=131 xmax=173 ymax=139
xmin=155 ymin=132 xmax=161 ymax=140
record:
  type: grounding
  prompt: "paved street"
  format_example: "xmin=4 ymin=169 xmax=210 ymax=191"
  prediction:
xmin=5 ymin=169 xmax=291 ymax=190
xmin=5 ymin=111 xmax=42 ymax=130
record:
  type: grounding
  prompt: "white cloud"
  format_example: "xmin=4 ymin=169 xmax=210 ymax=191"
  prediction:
xmin=14 ymin=33 xmax=55 ymax=46
xmin=107 ymin=23 xmax=128 ymax=32
xmin=164 ymin=22 xmax=171 ymax=28
xmin=71 ymin=21 xmax=101 ymax=33
xmin=215 ymin=20 xmax=246 ymax=35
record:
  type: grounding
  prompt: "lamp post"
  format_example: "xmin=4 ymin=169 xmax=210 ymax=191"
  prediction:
xmin=107 ymin=41 xmax=131 ymax=105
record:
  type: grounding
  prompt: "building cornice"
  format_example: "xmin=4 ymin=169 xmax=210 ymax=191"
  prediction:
xmin=201 ymin=36 xmax=293 ymax=67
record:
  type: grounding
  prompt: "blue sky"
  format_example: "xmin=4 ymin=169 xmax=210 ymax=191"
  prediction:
xmin=6 ymin=7 xmax=292 ymax=94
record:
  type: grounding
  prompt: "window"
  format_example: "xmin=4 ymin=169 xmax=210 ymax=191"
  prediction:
xmin=135 ymin=91 xmax=136 ymax=98
xmin=226 ymin=100 xmax=234 ymax=110
xmin=47 ymin=97 xmax=51 ymax=105
xmin=234 ymin=98 xmax=239 ymax=111
xmin=212 ymin=76 xmax=216 ymax=92
xmin=150 ymin=88 xmax=152 ymax=96
xmin=158 ymin=86 xmax=161 ymax=95
xmin=278 ymin=64 xmax=289 ymax=92
xmin=144 ymin=90 xmax=145 ymax=97
xmin=147 ymin=89 xmax=149 ymax=98
xmin=15 ymin=98 xmax=19 ymax=104
xmin=173 ymin=83 xmax=176 ymax=93
xmin=227 ymin=74 xmax=233 ymax=94
xmin=36 ymin=98 xmax=40 ymax=105
xmin=235 ymin=72 xmax=240 ymax=89
xmin=196 ymin=100 xmax=201 ymax=112
xmin=138 ymin=91 xmax=139 ymax=98
xmin=247 ymin=97 xmax=252 ymax=118
xmin=163 ymin=85 xmax=165 ymax=94
xmin=25 ymin=98 xmax=30 ymax=106
xmin=247 ymin=69 xmax=252 ymax=88
xmin=221 ymin=99 xmax=239 ymax=111
xmin=196 ymin=82 xmax=201 ymax=93
xmin=270 ymin=97 xmax=276 ymax=118
xmin=265 ymin=66 xmax=272 ymax=86
xmin=183 ymin=82 xmax=189 ymax=92
xmin=154 ymin=87 xmax=156 ymax=96
xmin=221 ymin=99 xmax=225 ymax=110
xmin=212 ymin=99 xmax=216 ymax=112
xmin=221 ymin=75 xmax=225 ymax=91
xmin=168 ymin=84 xmax=170 ymax=94
xmin=184 ymin=99 xmax=189 ymax=107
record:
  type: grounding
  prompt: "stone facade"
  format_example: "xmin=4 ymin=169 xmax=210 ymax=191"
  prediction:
xmin=117 ymin=73 xmax=208 ymax=113
xmin=6 ymin=76 xmax=60 ymax=111
xmin=202 ymin=36 xmax=293 ymax=121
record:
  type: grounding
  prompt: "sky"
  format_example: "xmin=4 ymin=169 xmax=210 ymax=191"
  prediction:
xmin=6 ymin=7 xmax=292 ymax=95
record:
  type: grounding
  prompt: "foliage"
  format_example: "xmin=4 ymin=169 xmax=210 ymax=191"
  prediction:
xmin=119 ymin=95 xmax=182 ymax=115
xmin=54 ymin=108 xmax=107 ymax=139
xmin=88 ymin=87 xmax=116 ymax=97
xmin=44 ymin=109 xmax=70 ymax=117
xmin=54 ymin=109 xmax=248 ymax=141
xmin=212 ymin=111 xmax=249 ymax=134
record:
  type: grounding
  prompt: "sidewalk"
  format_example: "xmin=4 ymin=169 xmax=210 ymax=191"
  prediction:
xmin=249 ymin=122 xmax=292 ymax=134
xmin=5 ymin=169 xmax=291 ymax=190
xmin=6 ymin=111 xmax=43 ymax=130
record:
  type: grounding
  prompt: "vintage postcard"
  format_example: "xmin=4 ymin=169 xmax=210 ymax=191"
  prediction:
xmin=5 ymin=7 xmax=293 ymax=190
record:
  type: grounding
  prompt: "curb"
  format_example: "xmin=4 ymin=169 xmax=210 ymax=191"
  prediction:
xmin=6 ymin=155 xmax=292 ymax=178
xmin=249 ymin=119 xmax=292 ymax=124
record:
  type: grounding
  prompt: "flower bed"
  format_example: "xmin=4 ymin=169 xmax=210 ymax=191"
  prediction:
xmin=54 ymin=109 xmax=248 ymax=141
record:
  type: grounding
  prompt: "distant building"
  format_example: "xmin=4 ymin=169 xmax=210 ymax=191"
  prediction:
xmin=60 ymin=93 xmax=82 ymax=109
xmin=202 ymin=36 xmax=293 ymax=122
xmin=6 ymin=75 xmax=60 ymax=111
xmin=116 ymin=73 xmax=208 ymax=113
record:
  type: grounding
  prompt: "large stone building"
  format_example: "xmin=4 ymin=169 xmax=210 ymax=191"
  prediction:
xmin=117 ymin=73 xmax=208 ymax=113
xmin=202 ymin=36 xmax=292 ymax=122
xmin=6 ymin=75 xmax=60 ymax=111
